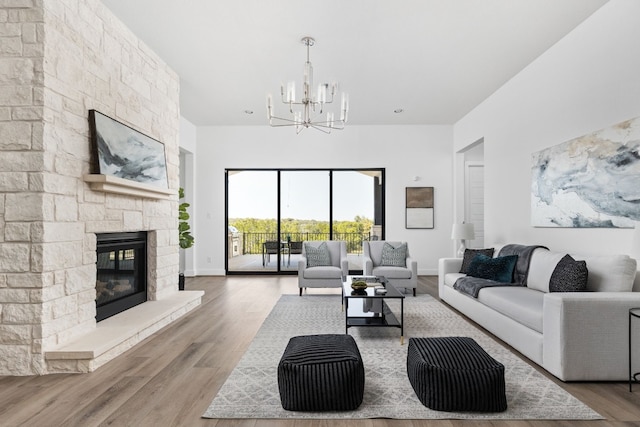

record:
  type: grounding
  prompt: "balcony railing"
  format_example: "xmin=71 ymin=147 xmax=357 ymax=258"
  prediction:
xmin=239 ymin=232 xmax=372 ymax=255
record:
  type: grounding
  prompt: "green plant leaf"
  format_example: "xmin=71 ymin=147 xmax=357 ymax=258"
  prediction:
xmin=178 ymin=187 xmax=194 ymax=249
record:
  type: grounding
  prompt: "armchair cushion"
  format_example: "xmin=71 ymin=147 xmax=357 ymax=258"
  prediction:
xmin=304 ymin=266 xmax=344 ymax=279
xmin=380 ymin=242 xmax=407 ymax=267
xmin=305 ymin=242 xmax=331 ymax=267
xmin=373 ymin=266 xmax=413 ymax=279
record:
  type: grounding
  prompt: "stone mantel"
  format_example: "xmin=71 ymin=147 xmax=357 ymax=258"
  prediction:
xmin=84 ymin=174 xmax=175 ymax=200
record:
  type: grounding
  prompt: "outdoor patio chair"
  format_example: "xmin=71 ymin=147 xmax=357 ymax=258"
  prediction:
xmin=262 ymin=240 xmax=280 ymax=266
xmin=286 ymin=241 xmax=303 ymax=267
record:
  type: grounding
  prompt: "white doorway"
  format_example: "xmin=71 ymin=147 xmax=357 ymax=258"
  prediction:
xmin=465 ymin=161 xmax=485 ymax=248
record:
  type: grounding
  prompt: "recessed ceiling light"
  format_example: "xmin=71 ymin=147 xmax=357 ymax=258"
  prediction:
xmin=394 ymin=108 xmax=404 ymax=114
xmin=244 ymin=110 xmax=254 ymax=115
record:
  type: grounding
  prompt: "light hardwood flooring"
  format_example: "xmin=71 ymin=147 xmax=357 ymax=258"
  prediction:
xmin=1 ymin=275 xmax=640 ymax=426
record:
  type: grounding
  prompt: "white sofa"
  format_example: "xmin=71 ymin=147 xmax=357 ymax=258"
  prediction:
xmin=439 ymin=245 xmax=640 ymax=381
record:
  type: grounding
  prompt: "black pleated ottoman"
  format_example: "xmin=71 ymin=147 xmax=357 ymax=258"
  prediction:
xmin=407 ymin=336 xmax=507 ymax=412
xmin=277 ymin=334 xmax=365 ymax=411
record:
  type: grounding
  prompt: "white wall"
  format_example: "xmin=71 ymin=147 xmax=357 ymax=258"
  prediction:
xmin=454 ymin=0 xmax=640 ymax=257
xmin=194 ymin=125 xmax=453 ymax=275
xmin=179 ymin=117 xmax=197 ymax=276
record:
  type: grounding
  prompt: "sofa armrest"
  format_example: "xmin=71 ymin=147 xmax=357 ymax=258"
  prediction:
xmin=543 ymin=292 xmax=640 ymax=381
xmin=438 ymin=258 xmax=463 ymax=296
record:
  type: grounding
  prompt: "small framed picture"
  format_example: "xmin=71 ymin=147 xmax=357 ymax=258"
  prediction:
xmin=406 ymin=187 xmax=434 ymax=229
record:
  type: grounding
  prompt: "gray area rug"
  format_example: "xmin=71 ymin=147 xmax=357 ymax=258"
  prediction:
xmin=202 ymin=294 xmax=602 ymax=420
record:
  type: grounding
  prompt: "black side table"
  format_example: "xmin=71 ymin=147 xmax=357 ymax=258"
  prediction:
xmin=629 ymin=308 xmax=640 ymax=391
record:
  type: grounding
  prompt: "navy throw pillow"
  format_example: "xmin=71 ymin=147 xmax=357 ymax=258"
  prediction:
xmin=467 ymin=254 xmax=518 ymax=283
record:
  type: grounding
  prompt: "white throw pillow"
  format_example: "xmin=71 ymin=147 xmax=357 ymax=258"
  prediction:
xmin=573 ymin=254 xmax=637 ymax=292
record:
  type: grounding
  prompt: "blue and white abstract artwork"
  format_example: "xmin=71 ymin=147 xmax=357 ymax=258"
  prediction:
xmin=90 ymin=110 xmax=168 ymax=189
xmin=531 ymin=116 xmax=640 ymax=228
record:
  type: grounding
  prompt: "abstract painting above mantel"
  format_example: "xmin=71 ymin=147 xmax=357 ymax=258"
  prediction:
xmin=89 ymin=110 xmax=168 ymax=189
xmin=531 ymin=116 xmax=640 ymax=228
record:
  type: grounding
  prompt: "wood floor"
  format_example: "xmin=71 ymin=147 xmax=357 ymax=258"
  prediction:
xmin=1 ymin=275 xmax=640 ymax=427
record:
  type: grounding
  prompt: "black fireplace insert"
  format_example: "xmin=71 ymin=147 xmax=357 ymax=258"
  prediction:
xmin=96 ymin=231 xmax=147 ymax=321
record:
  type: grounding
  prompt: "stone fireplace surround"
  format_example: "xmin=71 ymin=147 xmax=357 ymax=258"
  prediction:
xmin=0 ymin=0 xmax=203 ymax=376
xmin=34 ymin=177 xmax=203 ymax=375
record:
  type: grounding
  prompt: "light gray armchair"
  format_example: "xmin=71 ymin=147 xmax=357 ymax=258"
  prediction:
xmin=363 ymin=240 xmax=417 ymax=296
xmin=298 ymin=240 xmax=348 ymax=296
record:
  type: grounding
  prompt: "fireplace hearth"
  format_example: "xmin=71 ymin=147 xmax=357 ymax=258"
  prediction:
xmin=96 ymin=232 xmax=148 ymax=321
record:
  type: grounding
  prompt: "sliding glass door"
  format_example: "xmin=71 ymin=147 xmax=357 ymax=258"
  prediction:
xmin=332 ymin=171 xmax=381 ymax=271
xmin=279 ymin=171 xmax=329 ymax=271
xmin=227 ymin=170 xmax=279 ymax=271
xmin=226 ymin=168 xmax=384 ymax=274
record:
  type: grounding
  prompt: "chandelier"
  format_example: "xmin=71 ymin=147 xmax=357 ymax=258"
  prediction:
xmin=267 ymin=36 xmax=349 ymax=134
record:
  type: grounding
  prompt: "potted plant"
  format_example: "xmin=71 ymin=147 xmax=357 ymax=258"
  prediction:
xmin=178 ymin=187 xmax=194 ymax=290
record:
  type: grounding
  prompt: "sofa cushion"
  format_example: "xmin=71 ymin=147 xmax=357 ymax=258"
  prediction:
xmin=305 ymin=242 xmax=331 ymax=267
xmin=527 ymin=249 xmax=565 ymax=293
xmin=549 ymin=254 xmax=588 ymax=292
xmin=444 ymin=273 xmax=466 ymax=287
xmin=477 ymin=287 xmax=544 ymax=333
xmin=460 ymin=248 xmax=495 ymax=274
xmin=467 ymin=254 xmax=518 ymax=283
xmin=573 ymin=254 xmax=637 ymax=292
xmin=380 ymin=242 xmax=407 ymax=267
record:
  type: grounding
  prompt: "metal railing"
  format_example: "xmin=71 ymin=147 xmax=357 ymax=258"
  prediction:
xmin=240 ymin=232 xmax=371 ymax=255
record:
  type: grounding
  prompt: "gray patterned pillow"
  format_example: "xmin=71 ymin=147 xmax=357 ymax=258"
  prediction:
xmin=305 ymin=242 xmax=331 ymax=267
xmin=549 ymin=254 xmax=588 ymax=292
xmin=380 ymin=242 xmax=407 ymax=267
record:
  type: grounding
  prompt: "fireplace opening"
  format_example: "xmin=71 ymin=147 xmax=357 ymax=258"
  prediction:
xmin=96 ymin=231 xmax=147 ymax=322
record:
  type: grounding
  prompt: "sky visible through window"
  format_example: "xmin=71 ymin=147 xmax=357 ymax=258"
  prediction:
xmin=228 ymin=170 xmax=375 ymax=221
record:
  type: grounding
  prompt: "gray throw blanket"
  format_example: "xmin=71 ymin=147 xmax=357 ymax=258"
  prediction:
xmin=453 ymin=244 xmax=548 ymax=298
xmin=453 ymin=276 xmax=510 ymax=298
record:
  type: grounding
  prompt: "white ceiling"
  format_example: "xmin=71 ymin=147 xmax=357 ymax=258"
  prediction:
xmin=101 ymin=0 xmax=607 ymax=126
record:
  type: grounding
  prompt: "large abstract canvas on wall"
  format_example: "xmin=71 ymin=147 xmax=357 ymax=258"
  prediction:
xmin=89 ymin=110 xmax=168 ymax=189
xmin=531 ymin=116 xmax=640 ymax=228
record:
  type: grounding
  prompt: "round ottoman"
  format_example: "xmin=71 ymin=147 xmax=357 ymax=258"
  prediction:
xmin=277 ymin=334 xmax=365 ymax=411
xmin=407 ymin=336 xmax=507 ymax=412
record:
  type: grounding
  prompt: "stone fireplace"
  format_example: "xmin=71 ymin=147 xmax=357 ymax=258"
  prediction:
xmin=0 ymin=0 xmax=202 ymax=376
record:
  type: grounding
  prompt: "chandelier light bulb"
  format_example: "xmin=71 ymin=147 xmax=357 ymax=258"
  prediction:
xmin=286 ymin=81 xmax=295 ymax=103
xmin=267 ymin=36 xmax=349 ymax=134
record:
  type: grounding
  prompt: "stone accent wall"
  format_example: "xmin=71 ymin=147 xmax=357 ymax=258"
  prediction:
xmin=0 ymin=0 xmax=180 ymax=375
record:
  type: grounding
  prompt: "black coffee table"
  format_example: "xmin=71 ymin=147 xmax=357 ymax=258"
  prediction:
xmin=342 ymin=275 xmax=405 ymax=344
